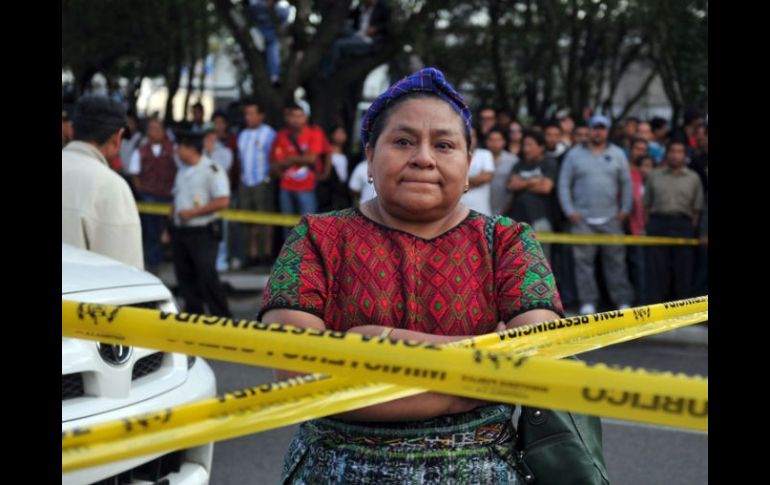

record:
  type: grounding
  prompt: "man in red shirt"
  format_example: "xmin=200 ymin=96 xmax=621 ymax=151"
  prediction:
xmin=269 ymin=102 xmax=328 ymax=215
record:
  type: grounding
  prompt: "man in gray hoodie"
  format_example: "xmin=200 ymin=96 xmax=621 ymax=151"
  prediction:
xmin=558 ymin=114 xmax=634 ymax=315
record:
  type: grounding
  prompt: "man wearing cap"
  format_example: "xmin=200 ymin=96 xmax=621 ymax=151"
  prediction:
xmin=126 ymin=117 xmax=178 ymax=274
xmin=62 ymin=95 xmax=144 ymax=269
xmin=269 ymin=102 xmax=328 ymax=218
xmin=203 ymin=123 xmax=234 ymax=173
xmin=558 ymin=114 xmax=635 ymax=315
xmin=170 ymin=132 xmax=232 ymax=318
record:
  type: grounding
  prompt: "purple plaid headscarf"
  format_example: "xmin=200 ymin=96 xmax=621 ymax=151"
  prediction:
xmin=360 ymin=67 xmax=472 ymax=148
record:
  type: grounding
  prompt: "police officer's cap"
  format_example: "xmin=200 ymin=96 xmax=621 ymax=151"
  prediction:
xmin=175 ymin=130 xmax=204 ymax=149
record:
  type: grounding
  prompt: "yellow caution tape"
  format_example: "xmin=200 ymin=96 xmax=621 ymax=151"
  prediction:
xmin=136 ymin=202 xmax=303 ymax=227
xmin=63 ymin=300 xmax=707 ymax=447
xmin=63 ymin=352 xmax=707 ymax=471
xmin=62 ymin=298 xmax=707 ymax=471
xmin=535 ymin=232 xmax=699 ymax=246
xmin=134 ymin=202 xmax=172 ymax=216
xmin=62 ymin=377 xmax=422 ymax=472
xmin=62 ymin=298 xmax=707 ymax=422
xmin=220 ymin=208 xmax=302 ymax=227
xmin=136 ymin=203 xmax=698 ymax=245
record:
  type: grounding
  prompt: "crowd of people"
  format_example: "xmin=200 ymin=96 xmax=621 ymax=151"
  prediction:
xmin=62 ymin=84 xmax=708 ymax=318
xmin=62 ymin=65 xmax=707 ymax=484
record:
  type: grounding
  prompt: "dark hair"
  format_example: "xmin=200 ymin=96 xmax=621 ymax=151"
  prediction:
xmin=573 ymin=120 xmax=588 ymax=130
xmin=624 ymin=116 xmax=641 ymax=125
xmin=522 ymin=129 xmax=546 ymax=147
xmin=485 ymin=127 xmax=506 ymax=139
xmin=145 ymin=116 xmax=163 ymax=128
xmin=72 ymin=95 xmax=127 ymax=145
xmin=634 ymin=155 xmax=653 ymax=167
xmin=192 ymin=101 xmax=204 ymax=111
xmin=542 ymin=121 xmax=562 ymax=133
xmin=212 ymin=110 xmax=228 ymax=121
xmin=665 ymin=138 xmax=687 ymax=155
xmin=650 ymin=117 xmax=668 ymax=131
xmin=178 ymin=132 xmax=203 ymax=153
xmin=478 ymin=106 xmax=496 ymax=115
xmin=630 ymin=137 xmax=649 ymax=148
xmin=284 ymin=101 xmax=305 ymax=115
xmin=368 ymin=92 xmax=471 ymax=152
xmin=242 ymin=98 xmax=262 ymax=112
xmin=683 ymin=108 xmax=703 ymax=126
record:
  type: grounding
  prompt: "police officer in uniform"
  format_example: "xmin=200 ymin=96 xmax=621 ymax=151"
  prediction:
xmin=170 ymin=131 xmax=232 ymax=317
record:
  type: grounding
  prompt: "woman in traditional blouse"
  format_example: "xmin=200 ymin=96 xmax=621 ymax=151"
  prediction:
xmin=260 ymin=67 xmax=563 ymax=484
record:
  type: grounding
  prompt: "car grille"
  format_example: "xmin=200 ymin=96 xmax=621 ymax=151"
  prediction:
xmin=132 ymin=352 xmax=165 ymax=380
xmin=62 ymin=303 xmax=168 ymax=403
xmin=90 ymin=450 xmax=183 ymax=484
xmin=62 ymin=373 xmax=85 ymax=400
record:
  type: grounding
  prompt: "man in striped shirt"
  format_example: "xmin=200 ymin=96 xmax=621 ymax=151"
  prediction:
xmin=237 ymin=99 xmax=277 ymax=266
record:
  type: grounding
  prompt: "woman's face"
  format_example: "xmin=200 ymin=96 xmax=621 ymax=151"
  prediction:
xmin=639 ymin=158 xmax=654 ymax=179
xmin=366 ymin=98 xmax=470 ymax=221
xmin=332 ymin=127 xmax=347 ymax=145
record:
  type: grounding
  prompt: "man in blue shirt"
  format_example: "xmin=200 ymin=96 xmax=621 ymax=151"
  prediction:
xmin=558 ymin=115 xmax=635 ymax=314
xmin=237 ymin=99 xmax=277 ymax=266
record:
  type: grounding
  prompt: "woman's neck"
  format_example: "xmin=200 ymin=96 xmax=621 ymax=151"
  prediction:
xmin=365 ymin=199 xmax=469 ymax=240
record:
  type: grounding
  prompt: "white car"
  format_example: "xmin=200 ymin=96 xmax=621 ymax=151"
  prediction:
xmin=62 ymin=243 xmax=216 ymax=485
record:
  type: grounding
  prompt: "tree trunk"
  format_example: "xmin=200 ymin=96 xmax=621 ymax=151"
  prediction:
xmin=488 ymin=0 xmax=510 ymax=112
xmin=613 ymin=67 xmax=659 ymax=123
xmin=164 ymin=39 xmax=183 ymax=123
xmin=213 ymin=0 xmax=282 ymax=125
xmin=197 ymin=0 xmax=208 ymax=103
xmin=76 ymin=66 xmax=97 ymax=96
xmin=182 ymin=65 xmax=195 ymax=122
xmin=181 ymin=1 xmax=195 ymax=122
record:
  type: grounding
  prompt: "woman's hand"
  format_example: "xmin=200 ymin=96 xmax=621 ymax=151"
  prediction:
xmin=346 ymin=325 xmax=387 ymax=337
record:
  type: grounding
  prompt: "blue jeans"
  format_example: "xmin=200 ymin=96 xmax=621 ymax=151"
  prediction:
xmin=265 ymin=38 xmax=281 ymax=81
xmin=139 ymin=193 xmax=173 ymax=269
xmin=321 ymin=35 xmax=373 ymax=77
xmin=626 ymin=245 xmax=649 ymax=305
xmin=279 ymin=189 xmax=317 ymax=216
xmin=280 ymin=189 xmax=316 ymax=238
xmin=216 ymin=220 xmax=229 ymax=272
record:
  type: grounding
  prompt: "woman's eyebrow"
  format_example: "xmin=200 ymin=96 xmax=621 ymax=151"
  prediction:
xmin=389 ymin=124 xmax=461 ymax=137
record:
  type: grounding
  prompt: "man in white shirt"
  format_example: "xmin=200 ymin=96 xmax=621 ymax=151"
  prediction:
xmin=62 ymin=95 xmax=144 ymax=269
